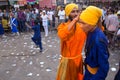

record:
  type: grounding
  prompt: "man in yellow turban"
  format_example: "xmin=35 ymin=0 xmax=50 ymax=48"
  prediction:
xmin=79 ymin=6 xmax=109 ymax=80
xmin=56 ymin=3 xmax=86 ymax=80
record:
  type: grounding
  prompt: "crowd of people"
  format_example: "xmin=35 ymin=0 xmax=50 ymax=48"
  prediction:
xmin=0 ymin=7 xmax=57 ymax=37
xmin=0 ymin=3 xmax=120 ymax=80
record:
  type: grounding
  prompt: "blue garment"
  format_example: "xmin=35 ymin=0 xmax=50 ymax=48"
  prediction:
xmin=84 ymin=27 xmax=109 ymax=80
xmin=32 ymin=25 xmax=42 ymax=50
xmin=0 ymin=24 xmax=4 ymax=35
xmin=10 ymin=17 xmax=19 ymax=33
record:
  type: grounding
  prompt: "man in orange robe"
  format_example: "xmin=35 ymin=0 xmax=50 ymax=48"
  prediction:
xmin=56 ymin=3 xmax=86 ymax=80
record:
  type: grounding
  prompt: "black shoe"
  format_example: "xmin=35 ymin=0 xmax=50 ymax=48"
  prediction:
xmin=40 ymin=49 xmax=43 ymax=52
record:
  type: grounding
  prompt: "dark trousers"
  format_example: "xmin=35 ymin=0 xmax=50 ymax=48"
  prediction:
xmin=31 ymin=37 xmax=42 ymax=50
xmin=18 ymin=20 xmax=26 ymax=32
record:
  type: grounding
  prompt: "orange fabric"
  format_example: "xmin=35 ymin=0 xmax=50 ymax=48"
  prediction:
xmin=56 ymin=21 xmax=86 ymax=80
xmin=101 ymin=26 xmax=105 ymax=31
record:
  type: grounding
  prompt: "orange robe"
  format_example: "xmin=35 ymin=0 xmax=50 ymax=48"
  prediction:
xmin=56 ymin=21 xmax=86 ymax=80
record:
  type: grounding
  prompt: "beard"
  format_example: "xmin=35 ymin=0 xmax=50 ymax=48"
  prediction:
xmin=68 ymin=15 xmax=73 ymax=21
xmin=68 ymin=15 xmax=77 ymax=21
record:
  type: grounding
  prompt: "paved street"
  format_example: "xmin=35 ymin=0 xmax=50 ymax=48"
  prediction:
xmin=0 ymin=31 xmax=120 ymax=80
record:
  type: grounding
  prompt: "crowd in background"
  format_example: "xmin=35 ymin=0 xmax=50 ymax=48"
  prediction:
xmin=0 ymin=4 xmax=120 ymax=49
xmin=0 ymin=7 xmax=57 ymax=37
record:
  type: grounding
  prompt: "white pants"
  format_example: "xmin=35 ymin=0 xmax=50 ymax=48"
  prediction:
xmin=42 ymin=21 xmax=48 ymax=36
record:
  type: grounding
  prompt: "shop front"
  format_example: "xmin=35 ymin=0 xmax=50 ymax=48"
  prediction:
xmin=0 ymin=0 xmax=9 ymax=9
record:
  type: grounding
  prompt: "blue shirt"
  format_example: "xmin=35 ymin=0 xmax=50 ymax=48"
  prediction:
xmin=32 ymin=25 xmax=41 ymax=38
xmin=84 ymin=27 xmax=109 ymax=80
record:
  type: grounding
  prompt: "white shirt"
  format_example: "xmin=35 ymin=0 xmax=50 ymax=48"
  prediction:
xmin=47 ymin=11 xmax=54 ymax=20
xmin=106 ymin=14 xmax=119 ymax=31
xmin=41 ymin=14 xmax=48 ymax=22
xmin=58 ymin=10 xmax=65 ymax=20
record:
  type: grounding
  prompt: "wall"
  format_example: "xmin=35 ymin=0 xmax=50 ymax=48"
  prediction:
xmin=39 ymin=0 xmax=52 ymax=8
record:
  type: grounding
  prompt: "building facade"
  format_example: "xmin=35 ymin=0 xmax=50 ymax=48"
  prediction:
xmin=0 ymin=0 xmax=9 ymax=6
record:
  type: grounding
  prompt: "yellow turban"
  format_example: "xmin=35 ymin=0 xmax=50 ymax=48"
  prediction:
xmin=65 ymin=3 xmax=78 ymax=16
xmin=80 ymin=6 xmax=102 ymax=26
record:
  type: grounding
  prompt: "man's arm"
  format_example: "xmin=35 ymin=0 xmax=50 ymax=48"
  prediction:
xmin=25 ymin=22 xmax=32 ymax=29
xmin=57 ymin=13 xmax=80 ymax=41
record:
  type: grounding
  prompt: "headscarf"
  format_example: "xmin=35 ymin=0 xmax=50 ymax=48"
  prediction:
xmin=80 ymin=6 xmax=102 ymax=26
xmin=65 ymin=3 xmax=78 ymax=16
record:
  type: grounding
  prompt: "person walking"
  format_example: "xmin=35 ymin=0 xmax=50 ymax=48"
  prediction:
xmin=105 ymin=9 xmax=119 ymax=48
xmin=41 ymin=11 xmax=49 ymax=37
xmin=79 ymin=6 xmax=110 ymax=80
xmin=56 ymin=3 xmax=86 ymax=80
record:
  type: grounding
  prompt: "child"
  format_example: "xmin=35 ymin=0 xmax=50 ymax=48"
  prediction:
xmin=25 ymin=20 xmax=43 ymax=52
xmin=9 ymin=13 xmax=19 ymax=36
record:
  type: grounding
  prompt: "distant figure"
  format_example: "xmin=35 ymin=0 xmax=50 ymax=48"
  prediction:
xmin=41 ymin=11 xmax=49 ymax=37
xmin=58 ymin=7 xmax=65 ymax=24
xmin=0 ymin=19 xmax=6 ymax=38
xmin=105 ymin=9 xmax=119 ymax=48
xmin=9 ymin=13 xmax=19 ymax=36
xmin=2 ymin=14 xmax=9 ymax=30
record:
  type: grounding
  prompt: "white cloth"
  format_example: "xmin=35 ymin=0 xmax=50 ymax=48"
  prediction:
xmin=117 ymin=29 xmax=120 ymax=35
xmin=43 ymin=25 xmax=48 ymax=36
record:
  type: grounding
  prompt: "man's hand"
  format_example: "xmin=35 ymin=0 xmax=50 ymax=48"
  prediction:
xmin=73 ymin=13 xmax=81 ymax=22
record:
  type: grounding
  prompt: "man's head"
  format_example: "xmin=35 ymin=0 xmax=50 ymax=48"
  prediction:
xmin=60 ymin=7 xmax=64 ymax=11
xmin=79 ymin=6 xmax=102 ymax=32
xmin=65 ymin=3 xmax=79 ymax=21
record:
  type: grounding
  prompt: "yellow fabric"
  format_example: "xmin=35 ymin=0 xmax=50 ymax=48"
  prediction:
xmin=87 ymin=64 xmax=98 ymax=74
xmin=56 ymin=21 xmax=86 ymax=80
xmin=101 ymin=26 xmax=105 ymax=31
xmin=2 ymin=18 xmax=9 ymax=29
xmin=57 ymin=58 xmax=68 ymax=80
xmin=65 ymin=3 xmax=78 ymax=16
xmin=80 ymin=6 xmax=102 ymax=26
xmin=56 ymin=55 xmax=82 ymax=80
